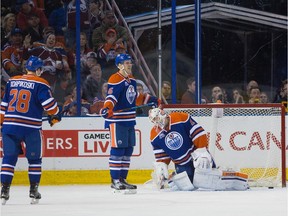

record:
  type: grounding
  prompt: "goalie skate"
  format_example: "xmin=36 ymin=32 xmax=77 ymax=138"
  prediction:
xmin=1 ymin=184 xmax=10 ymax=205
xmin=29 ymin=184 xmax=41 ymax=204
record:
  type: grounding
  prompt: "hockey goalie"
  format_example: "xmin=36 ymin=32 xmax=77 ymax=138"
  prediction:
xmin=148 ymin=108 xmax=249 ymax=191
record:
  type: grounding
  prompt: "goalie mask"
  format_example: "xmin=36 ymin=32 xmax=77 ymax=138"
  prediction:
xmin=148 ymin=108 xmax=168 ymax=129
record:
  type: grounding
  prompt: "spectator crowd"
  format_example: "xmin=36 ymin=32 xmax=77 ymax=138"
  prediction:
xmin=0 ymin=0 xmax=133 ymax=116
xmin=1 ymin=0 xmax=287 ymax=116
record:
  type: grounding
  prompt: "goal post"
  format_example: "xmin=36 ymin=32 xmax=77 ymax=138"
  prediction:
xmin=163 ymin=103 xmax=286 ymax=188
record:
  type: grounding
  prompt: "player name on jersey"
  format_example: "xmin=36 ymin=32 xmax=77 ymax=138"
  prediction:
xmin=10 ymin=80 xmax=35 ymax=89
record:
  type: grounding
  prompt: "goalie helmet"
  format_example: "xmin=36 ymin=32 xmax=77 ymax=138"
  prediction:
xmin=148 ymin=108 xmax=168 ymax=129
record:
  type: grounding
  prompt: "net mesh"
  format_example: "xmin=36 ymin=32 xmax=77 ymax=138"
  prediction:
xmin=165 ymin=107 xmax=281 ymax=117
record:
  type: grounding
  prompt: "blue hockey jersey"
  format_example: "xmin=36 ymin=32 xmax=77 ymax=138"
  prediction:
xmin=0 ymin=74 xmax=59 ymax=136
xmin=150 ymin=112 xmax=208 ymax=166
xmin=103 ymin=72 xmax=137 ymax=128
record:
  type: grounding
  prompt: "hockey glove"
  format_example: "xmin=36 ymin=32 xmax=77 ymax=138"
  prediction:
xmin=48 ymin=113 xmax=62 ymax=127
xmin=191 ymin=148 xmax=212 ymax=171
xmin=146 ymin=95 xmax=161 ymax=108
xmin=151 ymin=98 xmax=162 ymax=108
xmin=153 ymin=162 xmax=169 ymax=189
xmin=99 ymin=107 xmax=113 ymax=119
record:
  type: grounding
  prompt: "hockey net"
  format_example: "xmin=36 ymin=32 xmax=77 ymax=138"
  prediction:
xmin=163 ymin=103 xmax=286 ymax=187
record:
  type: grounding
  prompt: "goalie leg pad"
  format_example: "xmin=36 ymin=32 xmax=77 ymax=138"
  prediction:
xmin=220 ymin=171 xmax=249 ymax=191
xmin=171 ymin=171 xmax=195 ymax=191
xmin=193 ymin=168 xmax=222 ymax=190
xmin=193 ymin=169 xmax=249 ymax=191
xmin=167 ymin=180 xmax=179 ymax=191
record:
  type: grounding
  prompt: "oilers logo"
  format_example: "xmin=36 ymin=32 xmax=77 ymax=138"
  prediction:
xmin=165 ymin=132 xmax=183 ymax=150
xmin=126 ymin=85 xmax=136 ymax=104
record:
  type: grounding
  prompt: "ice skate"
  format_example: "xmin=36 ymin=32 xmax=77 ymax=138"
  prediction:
xmin=1 ymin=184 xmax=10 ymax=205
xmin=120 ymin=178 xmax=137 ymax=189
xmin=111 ymin=179 xmax=126 ymax=190
xmin=120 ymin=178 xmax=137 ymax=194
xmin=29 ymin=184 xmax=41 ymax=204
xmin=111 ymin=179 xmax=136 ymax=195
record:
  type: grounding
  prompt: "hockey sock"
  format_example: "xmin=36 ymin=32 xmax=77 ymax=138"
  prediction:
xmin=120 ymin=147 xmax=133 ymax=179
xmin=109 ymin=148 xmax=125 ymax=179
xmin=28 ymin=159 xmax=42 ymax=184
xmin=1 ymin=155 xmax=18 ymax=184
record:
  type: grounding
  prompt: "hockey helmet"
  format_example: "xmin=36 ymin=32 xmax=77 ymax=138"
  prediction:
xmin=148 ymin=108 xmax=168 ymax=129
xmin=115 ymin=53 xmax=132 ymax=67
xmin=26 ymin=56 xmax=43 ymax=73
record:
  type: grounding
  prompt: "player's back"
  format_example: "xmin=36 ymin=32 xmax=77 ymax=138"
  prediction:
xmin=0 ymin=74 xmax=57 ymax=135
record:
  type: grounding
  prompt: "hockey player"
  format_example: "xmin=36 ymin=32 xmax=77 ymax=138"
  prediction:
xmin=100 ymin=54 xmax=159 ymax=193
xmin=0 ymin=56 xmax=62 ymax=205
xmin=148 ymin=108 xmax=249 ymax=191
xmin=99 ymin=53 xmax=139 ymax=194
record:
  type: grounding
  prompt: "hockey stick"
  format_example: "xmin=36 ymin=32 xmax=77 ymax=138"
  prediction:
xmin=96 ymin=102 xmax=156 ymax=117
xmin=115 ymin=102 xmax=156 ymax=112
xmin=43 ymin=102 xmax=156 ymax=119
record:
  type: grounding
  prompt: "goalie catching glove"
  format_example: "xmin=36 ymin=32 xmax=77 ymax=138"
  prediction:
xmin=191 ymin=147 xmax=213 ymax=170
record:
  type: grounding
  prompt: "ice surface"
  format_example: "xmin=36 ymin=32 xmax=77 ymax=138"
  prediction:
xmin=1 ymin=185 xmax=287 ymax=216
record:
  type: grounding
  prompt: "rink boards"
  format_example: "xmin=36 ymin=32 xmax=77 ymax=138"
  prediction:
xmin=0 ymin=116 xmax=287 ymax=185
